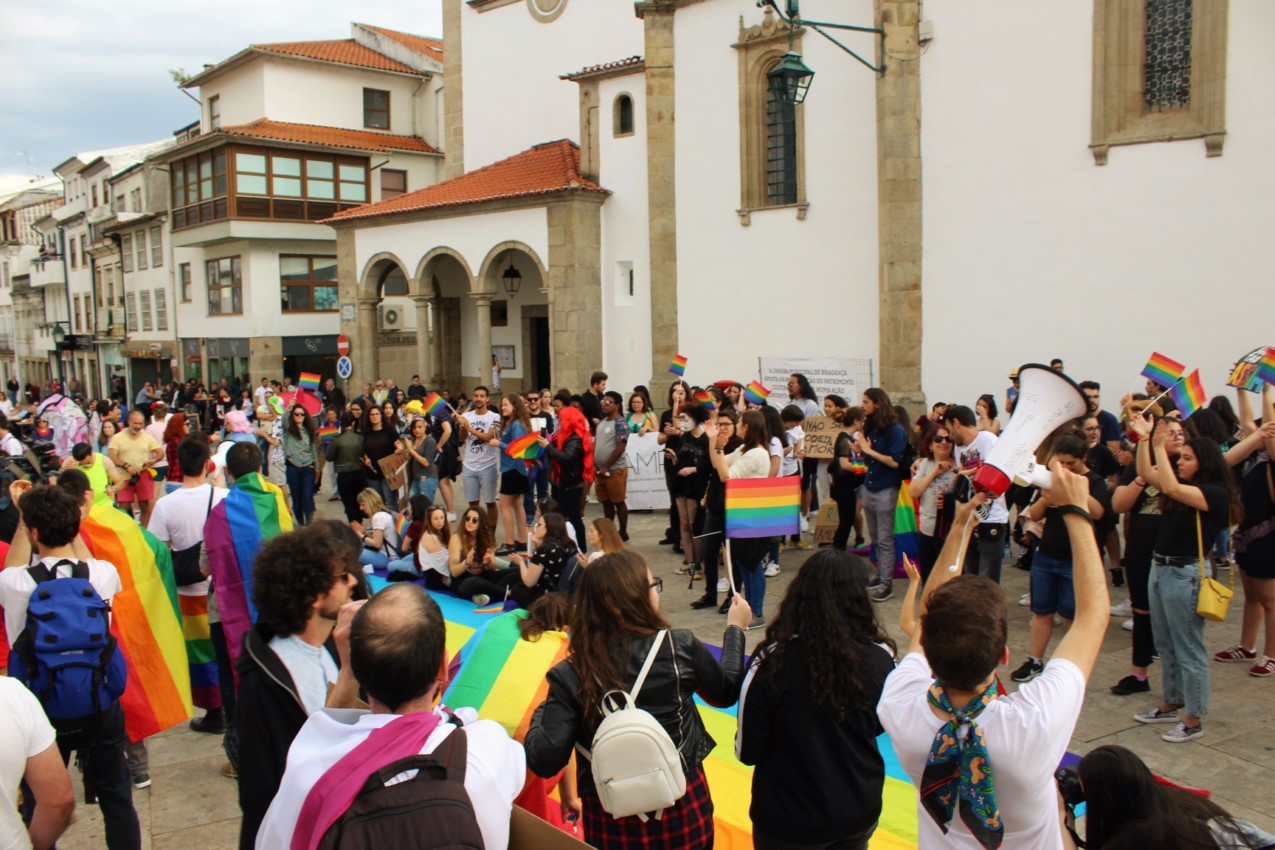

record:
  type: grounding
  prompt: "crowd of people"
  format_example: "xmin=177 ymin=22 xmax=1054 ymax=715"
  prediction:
xmin=1 ymin=361 xmax=1274 ymax=850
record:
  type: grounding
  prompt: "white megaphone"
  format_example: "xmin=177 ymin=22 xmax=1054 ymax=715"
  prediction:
xmin=972 ymin=364 xmax=1087 ymax=498
xmin=1014 ymin=456 xmax=1053 ymax=490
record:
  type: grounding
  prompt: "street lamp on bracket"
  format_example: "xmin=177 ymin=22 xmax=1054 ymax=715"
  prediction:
xmin=758 ymin=0 xmax=886 ymax=106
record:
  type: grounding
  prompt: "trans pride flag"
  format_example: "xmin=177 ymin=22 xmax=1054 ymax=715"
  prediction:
xmin=80 ymin=503 xmax=193 ymax=743
xmin=203 ymin=472 xmax=294 ymax=679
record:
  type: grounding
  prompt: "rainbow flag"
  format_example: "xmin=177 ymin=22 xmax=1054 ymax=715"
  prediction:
xmin=178 ymin=591 xmax=220 ymax=711
xmin=423 ymin=391 xmax=450 ymax=417
xmin=668 ymin=354 xmax=688 ymax=377
xmin=891 ymin=485 xmax=921 ymax=579
xmin=80 ymin=503 xmax=193 ymax=743
xmin=694 ymin=390 xmax=716 ymax=412
xmin=505 ymin=432 xmax=542 ymax=461
xmin=725 ymin=477 xmax=800 ymax=539
xmin=203 ymin=472 xmax=294 ymax=680
xmin=318 ymin=424 xmax=339 ymax=444
xmin=1257 ymin=347 xmax=1275 ymax=387
xmin=1140 ymin=352 xmax=1186 ymax=389
xmin=1170 ymin=369 xmax=1207 ymax=419
xmin=848 ymin=455 xmax=868 ymax=475
xmin=743 ymin=381 xmax=771 ymax=406
xmin=395 ymin=512 xmax=411 ymax=541
xmin=297 ymin=372 xmax=321 ymax=391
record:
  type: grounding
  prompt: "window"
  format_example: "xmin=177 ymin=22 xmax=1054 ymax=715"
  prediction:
xmin=104 ymin=266 xmax=115 ymax=306
xmin=169 ymin=148 xmax=228 ymax=229
xmin=70 ymin=240 xmax=77 ymax=269
xmin=179 ymin=263 xmax=192 ymax=302
xmin=209 ymin=95 xmax=221 ymax=130
xmin=74 ymin=297 xmax=82 ymax=333
xmin=92 ymin=185 xmax=99 ymax=208
xmin=1090 ymin=0 xmax=1228 ymax=164
xmin=381 ymin=169 xmax=407 ymax=200
xmin=734 ymin=18 xmax=807 ymax=219
xmin=363 ymin=88 xmax=390 ymax=129
xmin=130 ymin=188 xmax=142 ymax=212
xmin=140 ymin=290 xmax=153 ymax=331
xmin=120 ymin=233 xmax=133 ymax=273
xmin=126 ymin=292 xmax=136 ymax=332
xmin=206 ymin=256 xmax=242 ymax=315
xmin=116 ymin=194 xmax=125 ymax=212
xmin=155 ymin=289 xmax=168 ymax=331
xmin=280 ymin=255 xmax=338 ymax=312
xmin=79 ymin=235 xmax=87 ymax=263
xmin=149 ymin=225 xmax=162 ymax=267
xmin=135 ymin=230 xmax=148 ymax=271
xmin=614 ymin=94 xmax=634 ymax=136
xmin=765 ymin=84 xmax=797 ymax=206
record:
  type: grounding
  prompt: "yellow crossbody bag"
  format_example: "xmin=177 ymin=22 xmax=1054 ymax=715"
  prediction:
xmin=1196 ymin=510 xmax=1234 ymax=623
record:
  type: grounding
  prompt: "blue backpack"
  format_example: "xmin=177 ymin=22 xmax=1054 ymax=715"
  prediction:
xmin=9 ymin=560 xmax=128 ymax=725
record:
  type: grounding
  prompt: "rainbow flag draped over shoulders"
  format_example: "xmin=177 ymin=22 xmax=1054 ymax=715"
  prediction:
xmin=80 ymin=504 xmax=193 ymax=743
xmin=178 ymin=591 xmax=220 ymax=711
xmin=203 ymin=472 xmax=294 ymax=679
xmin=505 ymin=432 xmax=542 ymax=461
xmin=1140 ymin=352 xmax=1186 ymax=388
xmin=725 ymin=477 xmax=800 ymax=538
xmin=1170 ymin=369 xmax=1207 ymax=419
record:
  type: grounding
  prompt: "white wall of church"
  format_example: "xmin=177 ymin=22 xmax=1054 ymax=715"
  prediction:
xmin=671 ymin=0 xmax=882 ymax=387
xmin=920 ymin=1 xmax=1275 ymax=410
xmin=597 ymin=76 xmax=652 ymax=395
xmin=459 ymin=1 xmax=643 ymax=170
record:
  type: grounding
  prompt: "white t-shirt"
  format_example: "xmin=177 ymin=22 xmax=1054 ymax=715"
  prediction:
xmin=147 ymin=483 xmax=230 ymax=596
xmin=879 ymin=653 xmax=1085 ymax=850
xmin=727 ymin=446 xmax=772 ymax=480
xmin=370 ymin=510 xmax=399 ymax=556
xmin=954 ymin=430 xmax=1009 ymax=524
xmin=781 ymin=425 xmax=804 ymax=477
xmin=268 ymin=634 xmax=339 ymax=716
xmin=0 ymin=677 xmax=57 ymax=850
xmin=461 ymin=410 xmax=501 ymax=472
xmin=0 ymin=432 xmax=23 ymax=457
xmin=145 ymin=416 xmax=169 ymax=467
xmin=256 ymin=706 xmax=524 ymax=850
xmin=0 ymin=558 xmax=123 ymax=643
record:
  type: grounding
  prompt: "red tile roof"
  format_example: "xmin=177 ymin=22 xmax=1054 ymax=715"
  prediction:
xmin=252 ymin=39 xmax=419 ymax=74
xmin=210 ymin=119 xmax=439 ymax=154
xmin=326 ymin=140 xmax=607 ymax=223
xmin=561 ymin=56 xmax=645 ymax=82
xmin=359 ymin=25 xmax=444 ymax=64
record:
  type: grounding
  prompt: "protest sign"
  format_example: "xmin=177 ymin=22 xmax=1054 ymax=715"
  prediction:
xmin=1228 ymin=346 xmax=1274 ymax=393
xmin=625 ymin=432 xmax=670 ymax=511
xmin=757 ymin=357 xmax=866 ymax=408
xmin=803 ymin=415 xmax=855 ymax=459
xmin=378 ymin=453 xmax=408 ymax=495
xmin=813 ymin=500 xmax=839 ymax=546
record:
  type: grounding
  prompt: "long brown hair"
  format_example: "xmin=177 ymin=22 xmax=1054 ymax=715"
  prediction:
xmin=590 ymin=517 xmax=625 ymax=554
xmin=501 ymin=393 xmax=532 ymax=434
xmin=454 ymin=507 xmax=493 ymax=557
xmin=519 ymin=593 xmax=572 ymax=642
xmin=568 ymin=551 xmax=669 ymax=725
xmin=738 ymin=410 xmax=768 ymax=452
xmin=286 ymin=404 xmax=318 ymax=443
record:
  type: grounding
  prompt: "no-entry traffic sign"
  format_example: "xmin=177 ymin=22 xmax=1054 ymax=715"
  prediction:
xmin=336 ymin=334 xmax=351 ymax=356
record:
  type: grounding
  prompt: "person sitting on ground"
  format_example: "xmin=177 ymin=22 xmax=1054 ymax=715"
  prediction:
xmin=879 ymin=460 xmax=1109 ymax=849
xmin=507 ymin=512 xmax=580 ymax=607
xmin=255 ymin=583 xmax=525 ymax=849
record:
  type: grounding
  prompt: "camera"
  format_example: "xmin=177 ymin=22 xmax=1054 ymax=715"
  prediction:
xmin=1055 ymin=765 xmax=1084 ymax=808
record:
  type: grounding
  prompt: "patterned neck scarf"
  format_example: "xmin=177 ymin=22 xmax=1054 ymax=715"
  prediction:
xmin=920 ymin=678 xmax=1004 ymax=850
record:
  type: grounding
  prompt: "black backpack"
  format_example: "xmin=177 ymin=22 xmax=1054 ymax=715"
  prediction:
xmin=317 ymin=728 xmax=484 ymax=850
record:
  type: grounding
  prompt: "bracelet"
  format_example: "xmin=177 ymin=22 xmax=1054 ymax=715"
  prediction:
xmin=1134 ymin=479 xmax=1147 ymax=487
xmin=1057 ymin=505 xmax=1093 ymax=523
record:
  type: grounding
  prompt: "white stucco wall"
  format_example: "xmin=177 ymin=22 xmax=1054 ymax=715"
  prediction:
xmin=260 ymin=59 xmax=430 ymax=137
xmin=672 ymin=0 xmax=882 ymax=386
xmin=200 ymin=63 xmax=266 ymax=130
xmin=460 ymin=1 xmax=643 ymax=170
xmin=920 ymin=1 xmax=1275 ymax=410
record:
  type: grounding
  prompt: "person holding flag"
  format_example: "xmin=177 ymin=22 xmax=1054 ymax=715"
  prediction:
xmin=496 ymin=394 xmax=533 ymax=555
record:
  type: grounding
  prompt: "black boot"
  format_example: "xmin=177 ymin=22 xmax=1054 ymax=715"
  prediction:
xmin=191 ymin=708 xmax=226 ymax=734
xmin=718 ymin=597 xmax=731 ymax=615
xmin=691 ymin=594 xmax=717 ymax=610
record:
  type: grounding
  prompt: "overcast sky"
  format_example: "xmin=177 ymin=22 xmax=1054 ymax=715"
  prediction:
xmin=0 ymin=0 xmax=444 ymax=196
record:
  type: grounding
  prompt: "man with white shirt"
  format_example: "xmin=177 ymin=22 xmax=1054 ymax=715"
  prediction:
xmin=256 ymin=583 xmax=524 ymax=850
xmin=0 ymin=411 xmax=24 ymax=457
xmin=0 ymin=677 xmax=76 ymax=850
xmin=944 ymin=405 xmax=1010 ymax=582
xmin=144 ymin=401 xmax=170 ymax=489
xmin=878 ymin=464 xmax=1107 ymax=850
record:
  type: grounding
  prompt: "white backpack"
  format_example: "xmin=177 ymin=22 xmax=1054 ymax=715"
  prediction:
xmin=578 ymin=629 xmax=687 ymax=821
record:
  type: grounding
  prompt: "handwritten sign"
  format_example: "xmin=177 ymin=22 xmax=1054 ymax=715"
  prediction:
xmin=1228 ymin=347 xmax=1272 ymax=393
xmin=803 ymin=415 xmax=855 ymax=459
xmin=813 ymin=500 xmax=839 ymax=546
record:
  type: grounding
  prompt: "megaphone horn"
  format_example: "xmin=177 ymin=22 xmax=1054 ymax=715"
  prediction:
xmin=972 ymin=364 xmax=1087 ymax=498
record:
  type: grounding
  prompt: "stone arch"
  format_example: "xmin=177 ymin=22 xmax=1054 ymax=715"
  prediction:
xmin=476 ymin=240 xmax=548 ymax=292
xmin=359 ymin=251 xmax=411 ymax=299
xmin=413 ymin=246 xmax=475 ymax=295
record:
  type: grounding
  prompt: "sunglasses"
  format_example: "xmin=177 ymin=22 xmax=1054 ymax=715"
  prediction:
xmin=649 ymin=578 xmax=664 ymax=593
xmin=931 ymin=435 xmax=953 ymax=443
xmin=464 ymin=516 xmax=480 ymax=524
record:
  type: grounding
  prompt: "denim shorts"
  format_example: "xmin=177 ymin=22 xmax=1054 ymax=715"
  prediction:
xmin=1030 ymin=550 xmax=1075 ymax=619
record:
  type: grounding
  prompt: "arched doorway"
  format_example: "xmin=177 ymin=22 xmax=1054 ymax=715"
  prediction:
xmin=416 ymin=250 xmax=472 ymax=391
xmin=478 ymin=243 xmax=549 ymax=393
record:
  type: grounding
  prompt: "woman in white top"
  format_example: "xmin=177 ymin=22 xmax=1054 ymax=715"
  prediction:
xmin=415 ymin=505 xmax=454 ymax=590
xmin=706 ymin=410 xmax=772 ymax=629
xmin=354 ymin=488 xmax=399 ymax=572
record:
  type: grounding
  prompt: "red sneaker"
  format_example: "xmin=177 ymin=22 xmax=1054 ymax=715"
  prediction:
xmin=1214 ymin=645 xmax=1257 ymax=663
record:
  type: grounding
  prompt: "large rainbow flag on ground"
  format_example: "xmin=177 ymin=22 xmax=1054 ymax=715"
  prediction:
xmin=203 ymin=472 xmax=293 ymax=679
xmin=80 ymin=504 xmax=193 ymax=743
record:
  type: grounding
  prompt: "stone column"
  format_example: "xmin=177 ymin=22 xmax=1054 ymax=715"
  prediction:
xmin=356 ymin=297 xmax=378 ymax=386
xmin=412 ymin=295 xmax=434 ymax=383
xmin=431 ymin=299 xmax=445 ymax=387
xmin=470 ymin=293 xmax=493 ymax=389
xmin=635 ymin=0 xmax=679 ymax=389
xmin=442 ymin=0 xmax=465 ymax=179
xmin=546 ymin=197 xmax=605 ymax=393
xmin=874 ymin=0 xmax=925 ymax=411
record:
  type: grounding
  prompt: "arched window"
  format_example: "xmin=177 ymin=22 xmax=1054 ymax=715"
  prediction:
xmin=378 ymin=265 xmax=408 ymax=297
xmin=734 ymin=15 xmax=807 ymax=218
xmin=614 ymin=93 xmax=634 ymax=136
xmin=765 ymin=78 xmax=797 ymax=206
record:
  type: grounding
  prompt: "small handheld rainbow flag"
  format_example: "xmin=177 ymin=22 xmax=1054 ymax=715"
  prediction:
xmin=743 ymin=381 xmax=771 ymax=406
xmin=318 ymin=424 xmax=339 ymax=444
xmin=1140 ymin=353 xmax=1186 ymax=389
xmin=669 ymin=354 xmax=688 ymax=377
xmin=725 ymin=477 xmax=800 ymax=539
xmin=423 ymin=391 xmax=450 ymax=417
xmin=1257 ymin=347 xmax=1275 ymax=387
xmin=297 ymin=372 xmax=321 ymax=391
xmin=848 ymin=456 xmax=868 ymax=475
xmin=396 ymin=512 xmax=411 ymax=541
xmin=505 ymin=432 xmax=542 ymax=460
xmin=1170 ymin=369 xmax=1207 ymax=419
xmin=694 ymin=390 xmax=716 ymax=411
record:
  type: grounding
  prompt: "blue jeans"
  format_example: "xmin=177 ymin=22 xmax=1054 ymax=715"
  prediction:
xmin=359 ymin=548 xmax=391 ymax=570
xmin=410 ymin=477 xmax=439 ymax=502
xmin=862 ymin=486 xmax=898 ymax=585
xmin=386 ymin=555 xmax=420 ymax=577
xmin=1029 ymin=550 xmax=1075 ymax=619
xmin=368 ymin=477 xmax=395 ymax=508
xmin=285 ymin=463 xmax=316 ymax=525
xmin=1149 ymin=560 xmax=1209 ymax=718
xmin=738 ymin=556 xmax=767 ymax=618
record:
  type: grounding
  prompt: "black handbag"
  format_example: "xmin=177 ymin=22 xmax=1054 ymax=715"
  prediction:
xmin=171 ymin=487 xmax=216 ymax=586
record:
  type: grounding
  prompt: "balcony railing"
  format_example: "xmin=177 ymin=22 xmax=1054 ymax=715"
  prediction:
xmin=30 ymin=258 xmax=66 ymax=288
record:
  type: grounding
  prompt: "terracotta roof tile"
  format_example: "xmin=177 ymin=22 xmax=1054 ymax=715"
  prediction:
xmin=252 ymin=39 xmax=419 ymax=74
xmin=326 ymin=140 xmax=607 ymax=223
xmin=208 ymin=119 xmax=439 ymax=154
xmin=359 ymin=25 xmax=444 ymax=63
xmin=561 ymin=55 xmax=645 ymax=82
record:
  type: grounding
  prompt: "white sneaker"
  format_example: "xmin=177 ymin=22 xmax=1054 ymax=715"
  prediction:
xmin=1122 ymin=618 xmax=1134 ymax=632
xmin=716 ymin=578 xmax=729 ymax=592
xmin=1111 ymin=599 xmax=1133 ymax=617
xmin=800 ymin=515 xmax=810 ymax=533
xmin=764 ymin=562 xmax=780 ymax=578
xmin=447 ymin=512 xmax=457 ymax=522
xmin=1018 ymin=593 xmax=1031 ymax=607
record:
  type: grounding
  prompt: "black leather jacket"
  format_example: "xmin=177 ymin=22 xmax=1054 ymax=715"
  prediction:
xmin=524 ymin=626 xmax=746 ymax=798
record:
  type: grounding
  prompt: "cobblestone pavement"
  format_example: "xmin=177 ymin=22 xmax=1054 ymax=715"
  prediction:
xmin=53 ymin=488 xmax=1275 ymax=848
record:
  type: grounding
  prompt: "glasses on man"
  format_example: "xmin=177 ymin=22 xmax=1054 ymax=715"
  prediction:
xmin=649 ymin=578 xmax=664 ymax=594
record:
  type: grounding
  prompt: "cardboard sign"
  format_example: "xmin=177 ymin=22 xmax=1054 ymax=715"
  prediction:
xmin=1227 ymin=346 xmax=1272 ymax=393
xmin=510 ymin=806 xmax=590 ymax=848
xmin=378 ymin=452 xmax=408 ymax=494
xmin=802 ymin=415 xmax=855 ymax=459
xmin=813 ymin=500 xmax=840 ymax=545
